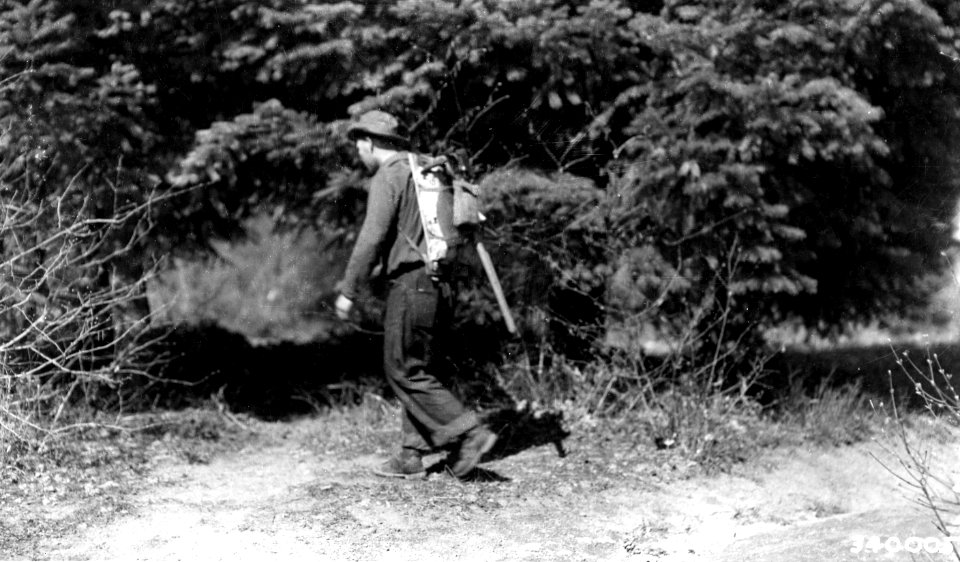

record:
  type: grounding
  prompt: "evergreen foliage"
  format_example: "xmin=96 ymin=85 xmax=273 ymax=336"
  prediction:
xmin=0 ymin=0 xmax=157 ymax=191
xmin=3 ymin=0 xmax=959 ymax=349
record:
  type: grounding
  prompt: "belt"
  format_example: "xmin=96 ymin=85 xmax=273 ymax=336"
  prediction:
xmin=388 ymin=261 xmax=428 ymax=281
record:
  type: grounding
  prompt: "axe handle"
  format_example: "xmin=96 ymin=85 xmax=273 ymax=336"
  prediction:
xmin=475 ymin=241 xmax=517 ymax=335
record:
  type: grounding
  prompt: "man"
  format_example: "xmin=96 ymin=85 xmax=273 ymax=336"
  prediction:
xmin=334 ymin=110 xmax=497 ymax=478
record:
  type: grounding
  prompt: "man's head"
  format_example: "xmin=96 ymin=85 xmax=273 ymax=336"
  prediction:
xmin=346 ymin=110 xmax=410 ymax=171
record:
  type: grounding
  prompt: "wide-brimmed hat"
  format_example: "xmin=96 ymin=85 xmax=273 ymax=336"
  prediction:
xmin=346 ymin=110 xmax=410 ymax=147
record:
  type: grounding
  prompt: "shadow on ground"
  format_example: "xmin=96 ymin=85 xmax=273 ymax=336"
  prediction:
xmin=121 ymin=323 xmax=387 ymax=418
xmin=407 ymin=407 xmax=571 ymax=480
xmin=122 ymin=323 xmax=568 ymax=462
xmin=766 ymin=339 xmax=960 ymax=409
xmin=422 ymin=461 xmax=513 ymax=482
xmin=481 ymin=407 xmax=570 ymax=461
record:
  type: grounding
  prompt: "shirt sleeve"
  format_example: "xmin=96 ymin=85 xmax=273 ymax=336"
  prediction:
xmin=335 ymin=168 xmax=400 ymax=299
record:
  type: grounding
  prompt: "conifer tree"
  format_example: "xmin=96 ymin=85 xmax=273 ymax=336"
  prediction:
xmin=5 ymin=0 xmax=959 ymax=345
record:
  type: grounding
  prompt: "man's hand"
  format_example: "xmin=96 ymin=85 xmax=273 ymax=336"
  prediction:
xmin=334 ymin=294 xmax=354 ymax=320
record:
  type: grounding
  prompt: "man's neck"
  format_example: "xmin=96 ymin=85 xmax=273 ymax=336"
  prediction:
xmin=373 ymin=147 xmax=402 ymax=166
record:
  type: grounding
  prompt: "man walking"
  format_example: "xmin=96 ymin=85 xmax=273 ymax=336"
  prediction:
xmin=334 ymin=110 xmax=497 ymax=478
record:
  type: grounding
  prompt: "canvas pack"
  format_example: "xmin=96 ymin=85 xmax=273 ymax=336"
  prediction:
xmin=407 ymin=153 xmax=482 ymax=274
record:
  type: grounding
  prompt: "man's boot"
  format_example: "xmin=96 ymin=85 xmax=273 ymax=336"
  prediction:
xmin=373 ymin=448 xmax=425 ymax=478
xmin=450 ymin=426 xmax=497 ymax=478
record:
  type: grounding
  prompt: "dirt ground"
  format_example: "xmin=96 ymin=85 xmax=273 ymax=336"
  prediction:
xmin=4 ymin=404 xmax=960 ymax=562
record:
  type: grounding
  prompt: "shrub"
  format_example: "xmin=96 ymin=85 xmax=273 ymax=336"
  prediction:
xmin=148 ymin=212 xmax=351 ymax=344
xmin=1 ymin=177 xmax=175 ymax=454
xmin=879 ymin=349 xmax=960 ymax=559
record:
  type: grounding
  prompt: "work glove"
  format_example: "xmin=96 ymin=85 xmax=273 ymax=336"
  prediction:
xmin=334 ymin=294 xmax=353 ymax=320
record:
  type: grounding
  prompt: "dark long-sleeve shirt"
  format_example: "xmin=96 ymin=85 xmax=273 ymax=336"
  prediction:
xmin=336 ymin=152 xmax=425 ymax=299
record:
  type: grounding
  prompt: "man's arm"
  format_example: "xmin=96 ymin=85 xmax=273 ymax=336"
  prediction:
xmin=335 ymin=170 xmax=398 ymax=301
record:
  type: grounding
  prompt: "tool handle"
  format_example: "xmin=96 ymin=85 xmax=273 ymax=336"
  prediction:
xmin=475 ymin=242 xmax=517 ymax=335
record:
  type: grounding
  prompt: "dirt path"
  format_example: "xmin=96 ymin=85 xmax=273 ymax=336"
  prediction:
xmin=23 ymin=413 xmax=960 ymax=561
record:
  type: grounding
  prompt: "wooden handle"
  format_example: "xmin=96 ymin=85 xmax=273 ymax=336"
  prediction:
xmin=476 ymin=242 xmax=517 ymax=335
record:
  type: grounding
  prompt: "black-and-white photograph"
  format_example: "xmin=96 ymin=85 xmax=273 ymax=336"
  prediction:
xmin=2 ymin=1 xmax=960 ymax=560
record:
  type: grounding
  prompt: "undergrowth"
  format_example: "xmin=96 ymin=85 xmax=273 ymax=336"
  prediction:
xmin=489 ymin=341 xmax=880 ymax=473
xmin=148 ymin=213 xmax=351 ymax=344
xmin=873 ymin=347 xmax=960 ymax=560
xmin=1 ymin=201 xmax=889 ymax=479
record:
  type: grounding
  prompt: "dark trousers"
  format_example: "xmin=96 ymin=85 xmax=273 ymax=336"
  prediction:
xmin=383 ymin=268 xmax=478 ymax=452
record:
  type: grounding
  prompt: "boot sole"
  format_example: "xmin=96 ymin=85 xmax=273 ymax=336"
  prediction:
xmin=371 ymin=468 xmax=426 ymax=479
xmin=452 ymin=433 xmax=498 ymax=477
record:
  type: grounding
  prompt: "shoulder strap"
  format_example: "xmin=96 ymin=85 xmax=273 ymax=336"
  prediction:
xmin=405 ymin=154 xmax=435 ymax=273
xmin=407 ymin=154 xmax=431 ymax=236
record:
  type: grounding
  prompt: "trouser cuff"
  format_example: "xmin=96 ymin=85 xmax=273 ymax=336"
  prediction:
xmin=432 ymin=411 xmax=480 ymax=447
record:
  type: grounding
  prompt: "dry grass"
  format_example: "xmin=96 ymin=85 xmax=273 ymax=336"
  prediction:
xmin=0 ymin=406 xmax=253 ymax=556
xmin=778 ymin=376 xmax=875 ymax=447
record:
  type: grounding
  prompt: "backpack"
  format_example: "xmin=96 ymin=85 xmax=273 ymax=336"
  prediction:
xmin=406 ymin=153 xmax=482 ymax=275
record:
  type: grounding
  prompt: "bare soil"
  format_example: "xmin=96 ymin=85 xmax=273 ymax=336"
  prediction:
xmin=3 ymin=405 xmax=959 ymax=561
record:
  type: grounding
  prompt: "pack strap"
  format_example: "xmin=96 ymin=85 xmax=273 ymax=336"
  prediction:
xmin=406 ymin=154 xmax=438 ymax=275
xmin=402 ymin=231 xmax=434 ymax=275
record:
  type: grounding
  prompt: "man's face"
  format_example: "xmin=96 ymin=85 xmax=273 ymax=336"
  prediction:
xmin=355 ymin=138 xmax=378 ymax=172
